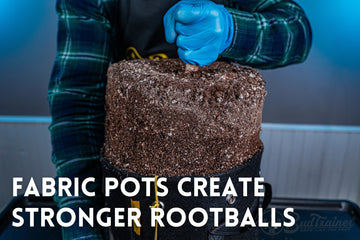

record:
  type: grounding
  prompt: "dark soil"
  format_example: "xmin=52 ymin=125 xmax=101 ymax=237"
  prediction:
xmin=103 ymin=59 xmax=266 ymax=176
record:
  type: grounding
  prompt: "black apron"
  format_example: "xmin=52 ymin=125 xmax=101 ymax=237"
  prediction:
xmin=110 ymin=0 xmax=225 ymax=61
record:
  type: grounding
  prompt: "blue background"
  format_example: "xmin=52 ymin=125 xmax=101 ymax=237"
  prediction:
xmin=0 ymin=0 xmax=359 ymax=125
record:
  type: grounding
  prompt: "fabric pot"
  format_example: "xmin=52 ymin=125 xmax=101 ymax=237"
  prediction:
xmin=101 ymin=150 xmax=267 ymax=240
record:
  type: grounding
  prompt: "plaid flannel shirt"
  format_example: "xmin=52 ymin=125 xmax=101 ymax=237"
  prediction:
xmin=49 ymin=0 xmax=311 ymax=239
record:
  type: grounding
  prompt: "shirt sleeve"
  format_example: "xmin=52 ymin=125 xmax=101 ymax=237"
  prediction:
xmin=48 ymin=0 xmax=112 ymax=239
xmin=222 ymin=0 xmax=312 ymax=69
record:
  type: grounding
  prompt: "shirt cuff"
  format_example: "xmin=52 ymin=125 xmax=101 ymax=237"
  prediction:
xmin=221 ymin=8 xmax=258 ymax=61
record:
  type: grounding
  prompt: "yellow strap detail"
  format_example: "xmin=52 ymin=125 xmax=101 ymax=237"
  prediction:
xmin=130 ymin=199 xmax=141 ymax=236
xmin=149 ymin=53 xmax=168 ymax=60
xmin=125 ymin=46 xmax=144 ymax=60
xmin=125 ymin=46 xmax=168 ymax=60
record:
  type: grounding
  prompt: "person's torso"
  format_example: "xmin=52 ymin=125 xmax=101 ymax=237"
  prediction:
xmin=104 ymin=0 xmax=225 ymax=62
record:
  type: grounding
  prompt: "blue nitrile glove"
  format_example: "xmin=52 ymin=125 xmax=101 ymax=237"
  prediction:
xmin=164 ymin=0 xmax=234 ymax=66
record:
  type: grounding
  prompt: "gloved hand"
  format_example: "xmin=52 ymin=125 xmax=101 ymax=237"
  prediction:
xmin=164 ymin=0 xmax=234 ymax=66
